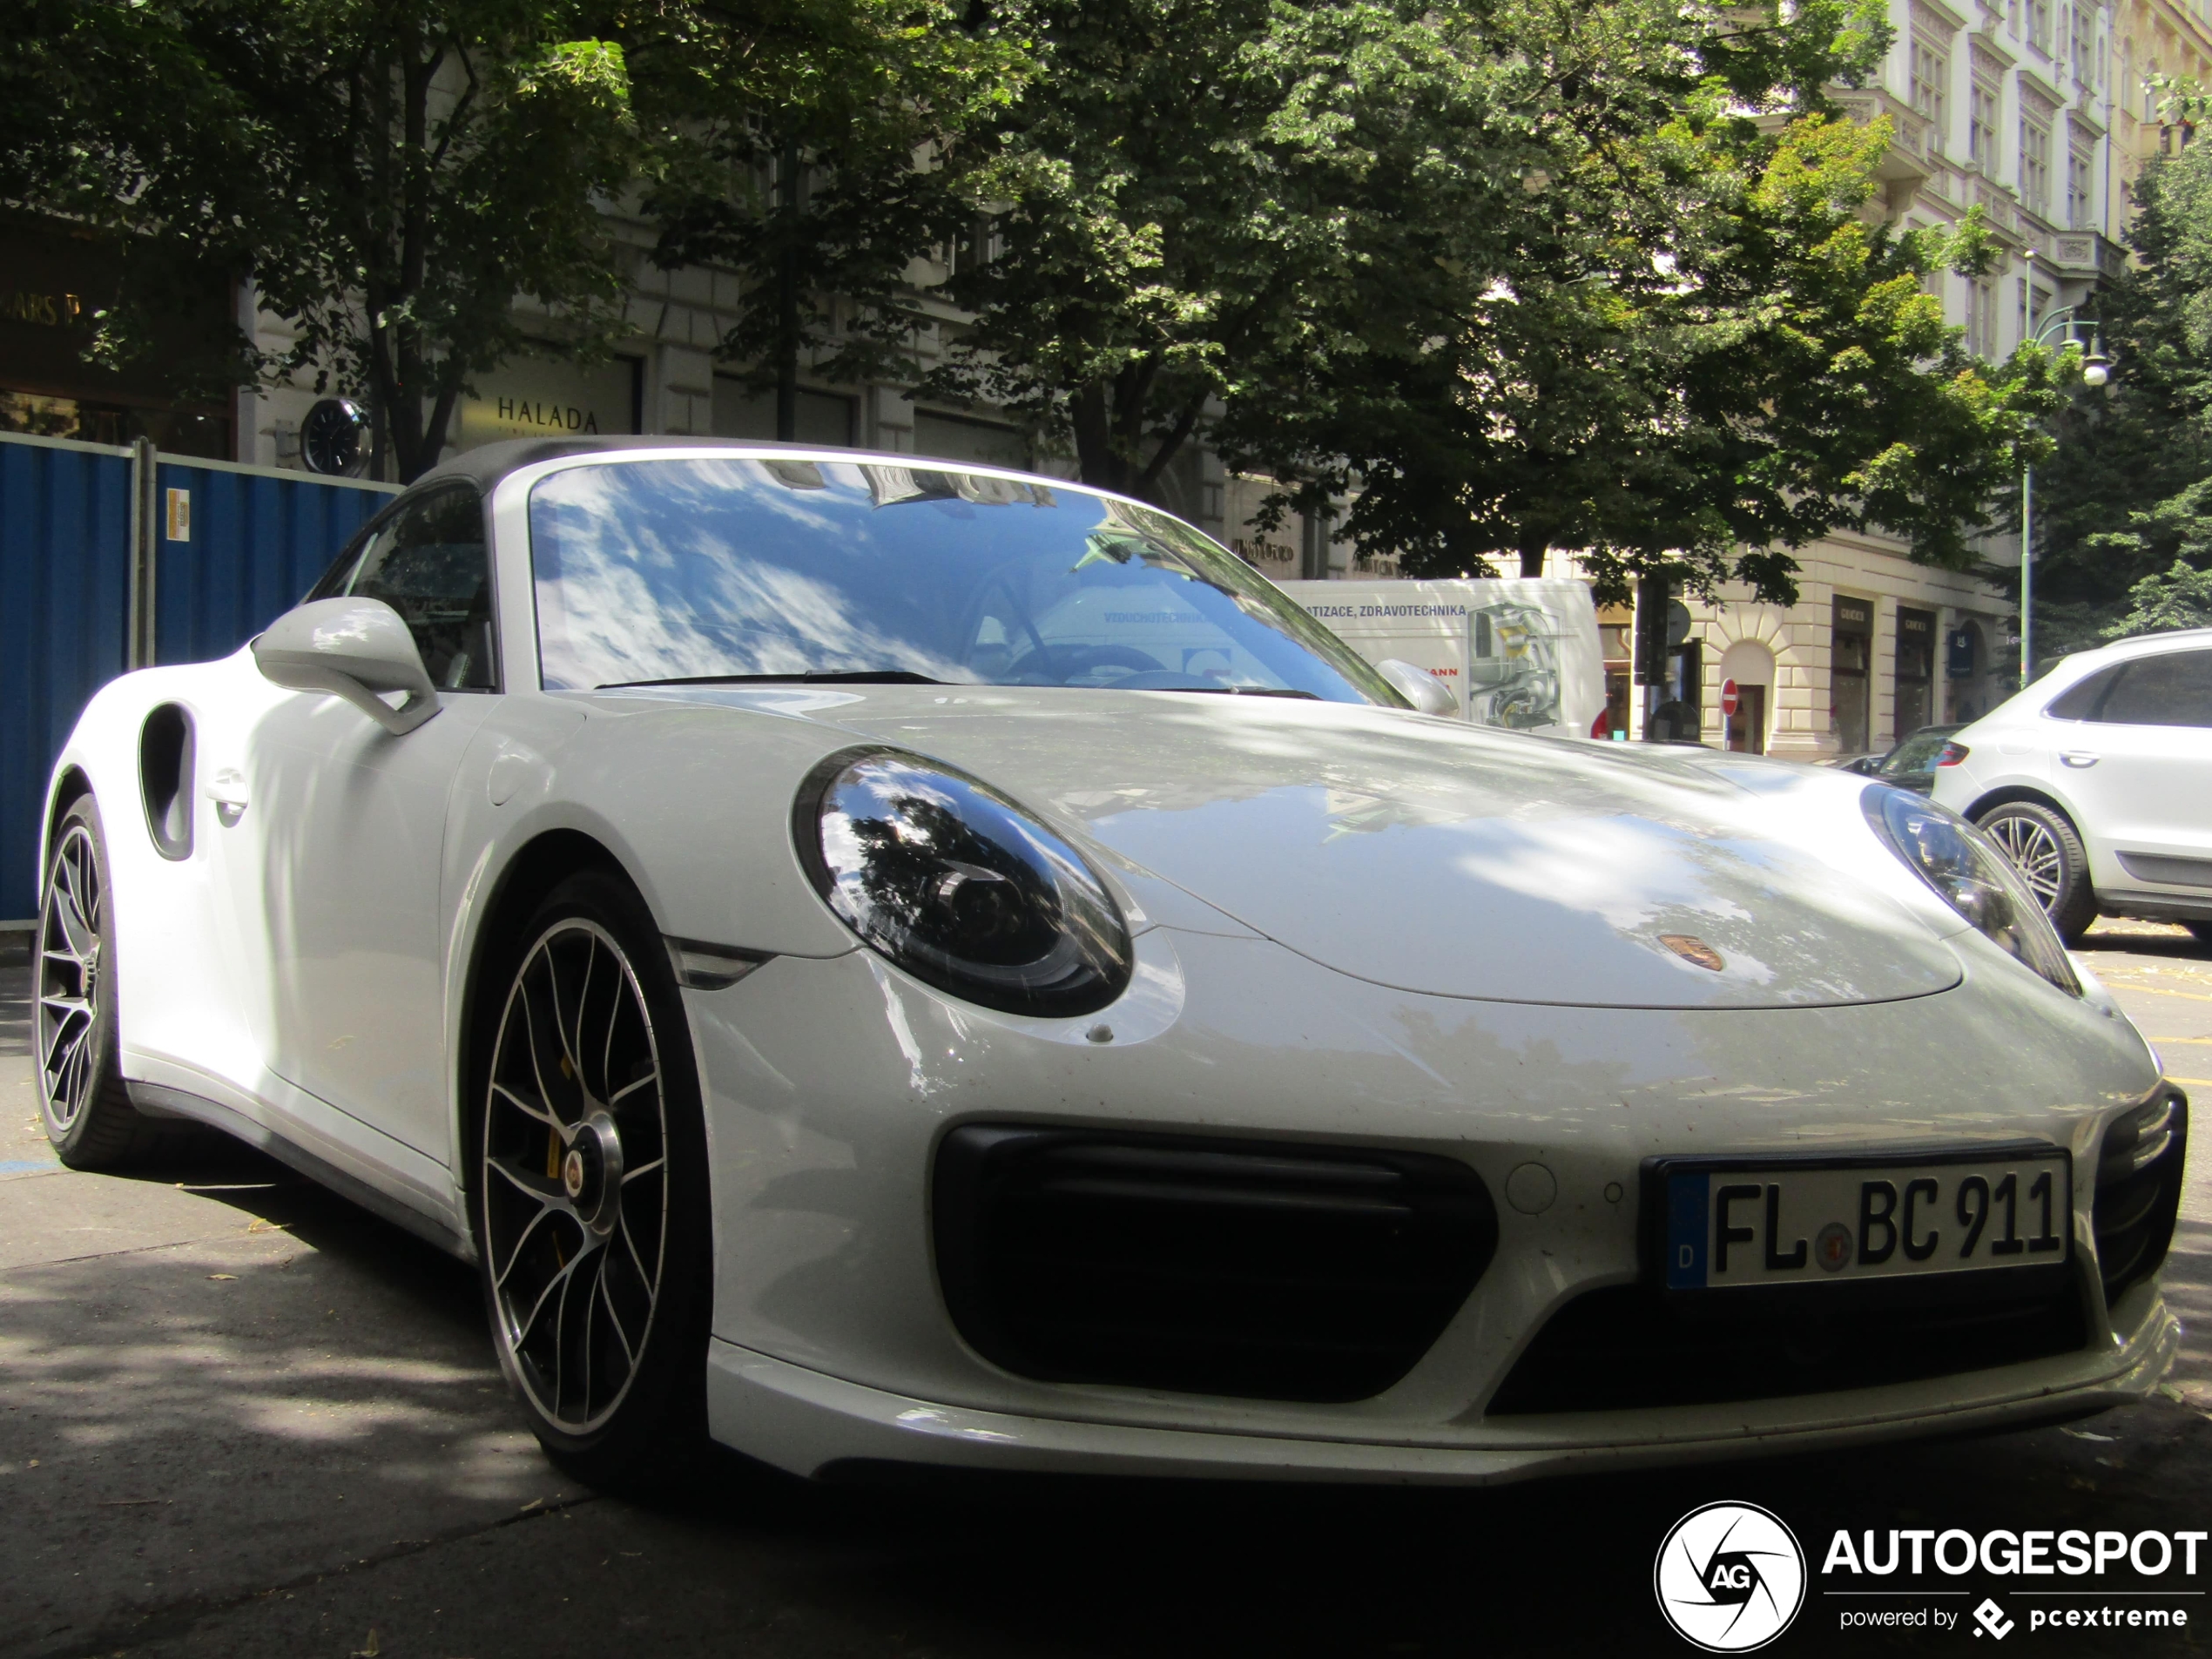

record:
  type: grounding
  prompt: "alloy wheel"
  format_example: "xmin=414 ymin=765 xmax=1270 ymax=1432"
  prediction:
xmin=1983 ymin=814 xmax=2065 ymax=910
xmin=37 ymin=824 xmax=105 ymax=1134
xmin=482 ymin=918 xmax=670 ymax=1435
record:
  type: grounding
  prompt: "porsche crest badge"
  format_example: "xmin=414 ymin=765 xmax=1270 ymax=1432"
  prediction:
xmin=1659 ymin=934 xmax=1725 ymax=972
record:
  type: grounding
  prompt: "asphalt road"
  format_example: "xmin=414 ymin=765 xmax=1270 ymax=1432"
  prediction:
xmin=6 ymin=921 xmax=2212 ymax=1659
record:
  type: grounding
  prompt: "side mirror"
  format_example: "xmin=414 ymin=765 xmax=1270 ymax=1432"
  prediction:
xmin=253 ymin=598 xmax=442 ymax=735
xmin=1375 ymin=658 xmax=1459 ymax=718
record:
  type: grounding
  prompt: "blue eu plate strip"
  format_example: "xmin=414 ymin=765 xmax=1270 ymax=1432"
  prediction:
xmin=1666 ymin=1173 xmax=1710 ymax=1290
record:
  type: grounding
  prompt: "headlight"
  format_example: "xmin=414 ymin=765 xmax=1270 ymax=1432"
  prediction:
xmin=796 ymin=749 xmax=1134 ymax=1016
xmin=1863 ymin=785 xmax=2080 ymax=996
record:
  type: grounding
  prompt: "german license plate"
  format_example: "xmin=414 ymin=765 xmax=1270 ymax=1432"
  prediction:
xmin=1660 ymin=1152 xmax=2072 ymax=1291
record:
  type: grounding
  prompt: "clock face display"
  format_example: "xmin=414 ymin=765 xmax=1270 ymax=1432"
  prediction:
xmin=302 ymin=399 xmax=364 ymax=475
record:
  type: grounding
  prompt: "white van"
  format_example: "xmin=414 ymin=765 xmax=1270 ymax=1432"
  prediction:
xmin=1274 ymin=578 xmax=1608 ymax=739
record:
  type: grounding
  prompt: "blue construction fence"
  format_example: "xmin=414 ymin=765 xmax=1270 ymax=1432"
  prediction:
xmin=2 ymin=431 xmax=397 ymax=919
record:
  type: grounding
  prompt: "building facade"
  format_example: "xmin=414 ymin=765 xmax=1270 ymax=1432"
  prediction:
xmin=13 ymin=0 xmax=2207 ymax=745
xmin=1664 ymin=0 xmax=2155 ymax=759
xmin=1258 ymin=0 xmax=2212 ymax=758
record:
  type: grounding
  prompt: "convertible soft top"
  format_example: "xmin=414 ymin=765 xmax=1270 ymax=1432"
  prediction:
xmin=416 ymin=435 xmax=910 ymax=494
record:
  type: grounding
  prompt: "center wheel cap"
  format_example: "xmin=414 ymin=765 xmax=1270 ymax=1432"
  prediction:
xmin=562 ymin=1111 xmax=625 ymax=1234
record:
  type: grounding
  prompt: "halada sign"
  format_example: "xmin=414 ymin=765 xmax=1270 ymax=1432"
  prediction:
xmin=455 ymin=352 xmax=639 ymax=450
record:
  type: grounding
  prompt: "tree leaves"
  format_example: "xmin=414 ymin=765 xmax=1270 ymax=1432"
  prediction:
xmin=2010 ymin=129 xmax=2212 ymax=647
xmin=930 ymin=0 xmax=2052 ymax=603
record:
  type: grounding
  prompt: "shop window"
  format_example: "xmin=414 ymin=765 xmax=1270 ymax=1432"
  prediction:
xmin=0 ymin=392 xmax=231 ymax=458
xmin=1646 ymin=638 xmax=1702 ymax=743
xmin=1597 ymin=609 xmax=1634 ymax=739
xmin=1946 ymin=618 xmax=1993 ymax=723
xmin=1718 ymin=640 xmax=1774 ymax=754
xmin=914 ymin=409 xmax=1027 ymax=469
xmin=1725 ymin=685 xmax=1768 ymax=754
xmin=1832 ymin=597 xmax=1873 ymax=755
xmin=1895 ymin=606 xmax=1937 ymax=740
xmin=712 ymin=379 xmax=855 ymax=448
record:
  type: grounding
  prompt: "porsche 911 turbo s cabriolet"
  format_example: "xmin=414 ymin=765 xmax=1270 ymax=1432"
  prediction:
xmin=36 ymin=439 xmax=2186 ymax=1489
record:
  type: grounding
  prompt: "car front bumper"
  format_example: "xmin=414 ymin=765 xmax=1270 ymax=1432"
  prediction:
xmin=685 ymin=925 xmax=2175 ymax=1483
xmin=705 ymin=1284 xmax=2178 ymax=1484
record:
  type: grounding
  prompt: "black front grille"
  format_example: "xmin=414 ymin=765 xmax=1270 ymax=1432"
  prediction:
xmin=1487 ymin=1279 xmax=2087 ymax=1415
xmin=2095 ymin=1087 xmax=2188 ymax=1306
xmin=932 ymin=1126 xmax=1498 ymax=1402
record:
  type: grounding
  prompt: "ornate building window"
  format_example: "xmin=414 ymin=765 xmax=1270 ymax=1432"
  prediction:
xmin=2026 ymin=0 xmax=2054 ymax=52
xmin=2021 ymin=115 xmax=2053 ymax=214
xmin=1968 ymin=275 xmax=2000 ymax=357
xmin=1970 ymin=75 xmax=2001 ymax=165
xmin=1911 ymin=37 xmax=1951 ymax=154
xmin=2067 ymin=142 xmax=2094 ymax=227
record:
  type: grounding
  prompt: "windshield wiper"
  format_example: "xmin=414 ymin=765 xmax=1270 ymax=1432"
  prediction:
xmin=597 ymin=670 xmax=948 ymax=689
xmin=1149 ymin=685 xmax=1320 ymax=700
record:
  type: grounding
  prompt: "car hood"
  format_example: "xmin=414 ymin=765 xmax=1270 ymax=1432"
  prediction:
xmin=639 ymin=685 xmax=1963 ymax=1010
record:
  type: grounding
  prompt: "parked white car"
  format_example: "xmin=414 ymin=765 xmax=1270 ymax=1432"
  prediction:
xmin=36 ymin=441 xmax=2184 ymax=1492
xmin=1932 ymin=630 xmax=2212 ymax=946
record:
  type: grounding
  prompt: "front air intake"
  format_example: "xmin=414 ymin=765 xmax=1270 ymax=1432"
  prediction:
xmin=933 ymin=1126 xmax=1497 ymax=1402
xmin=2094 ymin=1086 xmax=2187 ymax=1307
xmin=1486 ymin=1281 xmax=2087 ymax=1414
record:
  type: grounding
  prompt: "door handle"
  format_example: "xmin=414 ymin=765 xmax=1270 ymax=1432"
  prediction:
xmin=204 ymin=767 xmax=248 ymax=822
xmin=2060 ymin=752 xmax=2100 ymax=768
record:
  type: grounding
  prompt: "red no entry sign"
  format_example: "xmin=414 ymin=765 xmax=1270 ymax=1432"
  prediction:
xmin=1720 ymin=678 xmax=1739 ymax=718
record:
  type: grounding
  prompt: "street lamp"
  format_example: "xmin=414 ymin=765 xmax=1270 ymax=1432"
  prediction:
xmin=2018 ymin=247 xmax=2114 ymax=685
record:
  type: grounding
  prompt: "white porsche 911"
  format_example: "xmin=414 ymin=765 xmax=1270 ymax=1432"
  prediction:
xmin=36 ymin=440 xmax=2186 ymax=1488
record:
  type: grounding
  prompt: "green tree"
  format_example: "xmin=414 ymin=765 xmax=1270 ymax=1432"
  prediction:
xmin=2104 ymin=558 xmax=2212 ymax=640
xmin=2018 ymin=125 xmax=2212 ymax=641
xmin=641 ymin=0 xmax=1022 ymax=439
xmin=1218 ymin=0 xmax=2060 ymax=604
xmin=17 ymin=0 xmax=1007 ymax=481
xmin=923 ymin=0 xmax=1533 ymax=501
xmin=24 ymin=2 xmax=649 ymax=482
xmin=921 ymin=0 xmax=2051 ymax=601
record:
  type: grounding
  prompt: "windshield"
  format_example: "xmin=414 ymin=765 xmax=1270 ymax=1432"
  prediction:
xmin=527 ymin=455 xmax=1400 ymax=705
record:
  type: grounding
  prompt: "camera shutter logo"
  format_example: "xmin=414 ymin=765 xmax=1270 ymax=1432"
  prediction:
xmin=1654 ymin=1501 xmax=1806 ymax=1651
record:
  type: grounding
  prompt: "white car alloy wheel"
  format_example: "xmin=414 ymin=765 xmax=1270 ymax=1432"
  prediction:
xmin=1983 ymin=813 xmax=2063 ymax=908
xmin=482 ymin=912 xmax=672 ymax=1439
xmin=36 ymin=799 xmax=192 ymax=1170
xmin=37 ymin=819 xmax=106 ymax=1138
xmin=1974 ymin=799 xmax=2098 ymax=943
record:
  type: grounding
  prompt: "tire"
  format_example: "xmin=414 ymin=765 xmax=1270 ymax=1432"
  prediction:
xmin=475 ymin=868 xmax=712 ymax=1492
xmin=36 ymin=796 xmax=201 ymax=1170
xmin=1975 ymin=799 xmax=2099 ymax=946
